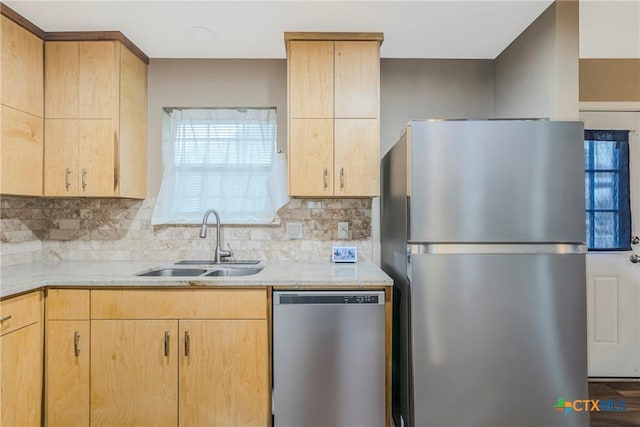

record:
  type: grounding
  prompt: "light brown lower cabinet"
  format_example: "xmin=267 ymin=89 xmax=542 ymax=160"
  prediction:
xmin=179 ymin=319 xmax=268 ymax=426
xmin=1 ymin=323 xmax=42 ymax=426
xmin=44 ymin=288 xmax=269 ymax=426
xmin=46 ymin=321 xmax=90 ymax=426
xmin=90 ymin=319 xmax=178 ymax=427
xmin=0 ymin=291 xmax=43 ymax=427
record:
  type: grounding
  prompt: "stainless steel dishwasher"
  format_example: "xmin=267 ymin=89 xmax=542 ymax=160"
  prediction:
xmin=273 ymin=290 xmax=386 ymax=427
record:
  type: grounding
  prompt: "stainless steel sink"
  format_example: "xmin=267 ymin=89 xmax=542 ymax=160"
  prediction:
xmin=174 ymin=260 xmax=260 ymax=266
xmin=137 ymin=268 xmax=208 ymax=277
xmin=136 ymin=265 xmax=263 ymax=277
xmin=204 ymin=267 xmax=263 ymax=277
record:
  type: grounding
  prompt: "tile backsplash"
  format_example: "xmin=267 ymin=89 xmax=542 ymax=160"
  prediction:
xmin=1 ymin=196 xmax=372 ymax=266
xmin=0 ymin=197 xmax=45 ymax=266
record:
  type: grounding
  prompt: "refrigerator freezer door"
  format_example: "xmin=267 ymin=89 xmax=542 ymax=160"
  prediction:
xmin=408 ymin=120 xmax=585 ymax=243
xmin=409 ymin=252 xmax=588 ymax=427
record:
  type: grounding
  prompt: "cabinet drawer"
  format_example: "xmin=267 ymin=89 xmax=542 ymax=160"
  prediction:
xmin=0 ymin=291 xmax=42 ymax=336
xmin=91 ymin=289 xmax=267 ymax=319
xmin=47 ymin=289 xmax=90 ymax=320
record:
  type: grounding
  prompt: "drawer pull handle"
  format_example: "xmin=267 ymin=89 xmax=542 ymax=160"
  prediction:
xmin=73 ymin=331 xmax=80 ymax=356
xmin=184 ymin=331 xmax=190 ymax=357
xmin=164 ymin=331 xmax=170 ymax=357
xmin=0 ymin=315 xmax=12 ymax=322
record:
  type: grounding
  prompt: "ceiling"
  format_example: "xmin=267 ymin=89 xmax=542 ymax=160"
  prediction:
xmin=4 ymin=1 xmax=639 ymax=60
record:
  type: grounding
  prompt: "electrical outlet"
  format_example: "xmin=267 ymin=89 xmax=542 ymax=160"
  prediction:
xmin=337 ymin=222 xmax=349 ymax=240
xmin=285 ymin=221 xmax=303 ymax=239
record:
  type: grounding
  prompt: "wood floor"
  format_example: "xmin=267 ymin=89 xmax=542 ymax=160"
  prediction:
xmin=589 ymin=381 xmax=640 ymax=427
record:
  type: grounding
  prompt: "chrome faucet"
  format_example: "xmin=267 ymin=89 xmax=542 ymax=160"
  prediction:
xmin=199 ymin=209 xmax=233 ymax=263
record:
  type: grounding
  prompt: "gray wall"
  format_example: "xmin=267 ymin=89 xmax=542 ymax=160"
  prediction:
xmin=494 ymin=1 xmax=579 ymax=120
xmin=380 ymin=59 xmax=495 ymax=155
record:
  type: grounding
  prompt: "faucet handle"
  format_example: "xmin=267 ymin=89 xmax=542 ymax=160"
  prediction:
xmin=220 ymin=243 xmax=234 ymax=260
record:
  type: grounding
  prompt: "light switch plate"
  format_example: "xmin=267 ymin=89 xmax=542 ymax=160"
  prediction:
xmin=285 ymin=221 xmax=303 ymax=239
xmin=337 ymin=222 xmax=349 ymax=239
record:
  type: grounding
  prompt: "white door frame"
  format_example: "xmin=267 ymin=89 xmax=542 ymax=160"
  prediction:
xmin=580 ymin=102 xmax=640 ymax=113
xmin=580 ymin=102 xmax=640 ymax=378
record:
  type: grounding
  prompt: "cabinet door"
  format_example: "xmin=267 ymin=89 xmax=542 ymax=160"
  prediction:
xmin=1 ymin=105 xmax=43 ymax=196
xmin=0 ymin=16 xmax=43 ymax=117
xmin=44 ymin=119 xmax=79 ymax=196
xmin=288 ymin=41 xmax=334 ymax=119
xmin=334 ymin=41 xmax=379 ymax=119
xmin=179 ymin=320 xmax=269 ymax=427
xmin=79 ymin=41 xmax=116 ymax=119
xmin=118 ymin=45 xmax=148 ymax=198
xmin=79 ymin=119 xmax=114 ymax=196
xmin=90 ymin=320 xmax=178 ymax=427
xmin=0 ymin=323 xmax=42 ymax=427
xmin=45 ymin=41 xmax=79 ymax=118
xmin=46 ymin=321 xmax=89 ymax=427
xmin=288 ymin=118 xmax=334 ymax=196
xmin=334 ymin=119 xmax=380 ymax=197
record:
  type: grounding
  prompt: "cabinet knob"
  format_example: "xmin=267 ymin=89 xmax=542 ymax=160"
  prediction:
xmin=631 ymin=254 xmax=640 ymax=264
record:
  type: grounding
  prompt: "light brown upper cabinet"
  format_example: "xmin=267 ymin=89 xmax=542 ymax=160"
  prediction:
xmin=44 ymin=40 xmax=147 ymax=198
xmin=0 ymin=16 xmax=44 ymax=196
xmin=288 ymin=41 xmax=334 ymax=119
xmin=286 ymin=33 xmax=382 ymax=197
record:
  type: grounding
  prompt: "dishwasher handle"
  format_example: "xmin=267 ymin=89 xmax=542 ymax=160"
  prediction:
xmin=274 ymin=291 xmax=385 ymax=305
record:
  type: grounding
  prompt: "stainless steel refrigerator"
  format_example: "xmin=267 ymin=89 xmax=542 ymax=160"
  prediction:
xmin=381 ymin=119 xmax=589 ymax=427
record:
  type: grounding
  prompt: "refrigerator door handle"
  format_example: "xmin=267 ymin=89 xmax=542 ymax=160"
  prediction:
xmin=408 ymin=243 xmax=587 ymax=255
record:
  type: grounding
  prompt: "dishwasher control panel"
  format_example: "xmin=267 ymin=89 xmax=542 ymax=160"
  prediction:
xmin=275 ymin=292 xmax=384 ymax=305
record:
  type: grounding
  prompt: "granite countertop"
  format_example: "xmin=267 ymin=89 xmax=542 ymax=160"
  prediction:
xmin=0 ymin=259 xmax=392 ymax=299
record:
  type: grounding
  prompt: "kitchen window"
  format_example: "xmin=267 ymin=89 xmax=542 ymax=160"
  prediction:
xmin=584 ymin=129 xmax=632 ymax=250
xmin=152 ymin=108 xmax=287 ymax=225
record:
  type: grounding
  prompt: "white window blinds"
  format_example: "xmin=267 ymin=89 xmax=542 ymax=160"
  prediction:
xmin=152 ymin=108 xmax=288 ymax=224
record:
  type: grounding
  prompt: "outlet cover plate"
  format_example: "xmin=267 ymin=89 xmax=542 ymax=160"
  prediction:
xmin=285 ymin=221 xmax=303 ymax=239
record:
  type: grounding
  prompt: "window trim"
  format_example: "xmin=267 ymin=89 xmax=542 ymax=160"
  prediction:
xmin=584 ymin=130 xmax=632 ymax=251
xmin=151 ymin=107 xmax=282 ymax=225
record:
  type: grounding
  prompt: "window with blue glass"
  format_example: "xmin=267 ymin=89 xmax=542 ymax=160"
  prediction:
xmin=584 ymin=130 xmax=631 ymax=251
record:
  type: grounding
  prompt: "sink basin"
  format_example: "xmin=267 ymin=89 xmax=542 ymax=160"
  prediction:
xmin=137 ymin=268 xmax=207 ymax=277
xmin=136 ymin=265 xmax=263 ymax=277
xmin=204 ymin=267 xmax=263 ymax=277
xmin=175 ymin=260 xmax=260 ymax=265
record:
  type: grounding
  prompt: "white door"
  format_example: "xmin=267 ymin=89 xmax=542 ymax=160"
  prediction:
xmin=580 ymin=108 xmax=640 ymax=377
